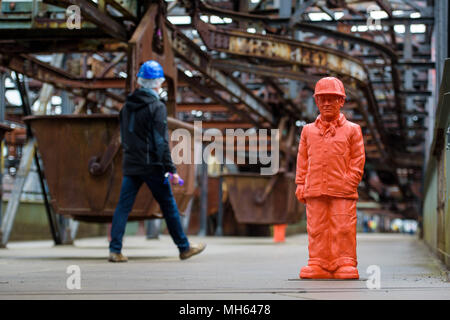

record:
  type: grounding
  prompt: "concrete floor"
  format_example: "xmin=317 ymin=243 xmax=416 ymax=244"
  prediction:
xmin=0 ymin=233 xmax=449 ymax=300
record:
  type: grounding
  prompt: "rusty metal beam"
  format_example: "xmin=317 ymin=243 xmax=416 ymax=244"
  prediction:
xmin=375 ymin=0 xmax=393 ymax=17
xmin=262 ymin=77 xmax=303 ymax=118
xmin=191 ymin=121 xmax=255 ymax=129
xmin=194 ymin=19 xmax=368 ymax=83
xmin=128 ymin=4 xmax=177 ymax=113
xmin=211 ymin=59 xmax=319 ymax=84
xmin=213 ymin=62 xmax=388 ymax=162
xmin=103 ymin=0 xmax=138 ymax=23
xmin=0 ymin=39 xmax=127 ymax=54
xmin=294 ymin=24 xmax=406 ymax=139
xmin=289 ymin=0 xmax=318 ymax=26
xmin=293 ymin=22 xmax=397 ymax=58
xmin=0 ymin=28 xmax=111 ymax=41
xmin=176 ymin=103 xmax=230 ymax=112
xmin=193 ymin=2 xmax=406 ymax=138
xmin=168 ymin=21 xmax=274 ymax=126
xmin=0 ymin=53 xmax=126 ymax=90
xmin=43 ymin=0 xmax=128 ymax=41
xmin=198 ymin=0 xmax=285 ymax=25
xmin=372 ymin=0 xmax=406 ymax=138
xmin=178 ymin=70 xmax=257 ymax=126
xmin=210 ymin=59 xmax=360 ymax=99
xmin=200 ymin=24 xmax=395 ymax=169
xmin=99 ymin=52 xmax=126 ymax=77
xmin=353 ymin=94 xmax=387 ymax=161
xmin=394 ymin=154 xmax=424 ymax=168
xmin=209 ymin=59 xmax=388 ymax=163
xmin=211 ymin=64 xmax=388 ymax=170
xmin=0 ymin=53 xmax=126 ymax=112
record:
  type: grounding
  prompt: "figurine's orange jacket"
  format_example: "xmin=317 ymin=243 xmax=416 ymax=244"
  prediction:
xmin=295 ymin=113 xmax=365 ymax=200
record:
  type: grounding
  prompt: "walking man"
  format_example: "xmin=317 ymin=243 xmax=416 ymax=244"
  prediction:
xmin=295 ymin=77 xmax=365 ymax=279
xmin=109 ymin=60 xmax=206 ymax=262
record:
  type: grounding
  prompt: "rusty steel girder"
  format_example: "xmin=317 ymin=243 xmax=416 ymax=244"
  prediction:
xmin=191 ymin=19 xmax=394 ymax=161
xmin=167 ymin=21 xmax=274 ymax=127
xmin=194 ymin=19 xmax=368 ymax=83
xmin=177 ymin=70 xmax=261 ymax=126
xmin=0 ymin=53 xmax=126 ymax=90
xmin=191 ymin=1 xmax=406 ymax=152
xmin=209 ymin=59 xmax=387 ymax=161
xmin=209 ymin=59 xmax=358 ymax=93
xmin=43 ymin=0 xmax=128 ymax=40
xmin=127 ymin=3 xmax=177 ymax=116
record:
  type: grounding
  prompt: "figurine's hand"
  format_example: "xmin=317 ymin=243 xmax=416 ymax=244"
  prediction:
xmin=295 ymin=185 xmax=306 ymax=204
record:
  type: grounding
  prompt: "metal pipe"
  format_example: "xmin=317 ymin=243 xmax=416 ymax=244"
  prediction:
xmin=0 ymin=72 xmax=5 ymax=228
xmin=198 ymin=143 xmax=208 ymax=236
xmin=0 ymin=73 xmax=5 ymax=123
xmin=14 ymin=72 xmax=62 ymax=245
xmin=215 ymin=163 xmax=224 ymax=236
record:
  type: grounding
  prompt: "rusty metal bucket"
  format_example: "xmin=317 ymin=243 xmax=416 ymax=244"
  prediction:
xmin=0 ymin=123 xmax=12 ymax=141
xmin=23 ymin=114 xmax=196 ymax=223
xmin=223 ymin=172 xmax=304 ymax=225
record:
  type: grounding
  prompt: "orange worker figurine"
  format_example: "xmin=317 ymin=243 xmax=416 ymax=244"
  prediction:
xmin=295 ymin=77 xmax=365 ymax=279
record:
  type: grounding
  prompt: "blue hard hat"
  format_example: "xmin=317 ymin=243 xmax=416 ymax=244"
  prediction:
xmin=137 ymin=60 xmax=164 ymax=79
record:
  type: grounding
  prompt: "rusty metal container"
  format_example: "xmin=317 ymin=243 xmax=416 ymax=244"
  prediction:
xmin=223 ymin=172 xmax=304 ymax=225
xmin=23 ymin=114 xmax=196 ymax=223
xmin=0 ymin=123 xmax=12 ymax=142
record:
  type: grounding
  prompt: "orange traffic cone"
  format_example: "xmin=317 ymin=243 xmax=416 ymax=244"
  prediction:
xmin=273 ymin=224 xmax=287 ymax=243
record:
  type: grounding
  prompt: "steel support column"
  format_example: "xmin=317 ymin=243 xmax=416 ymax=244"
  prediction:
xmin=15 ymin=72 xmax=62 ymax=245
xmin=215 ymin=163 xmax=224 ymax=236
xmin=0 ymin=72 xmax=6 ymax=229
xmin=198 ymin=143 xmax=208 ymax=236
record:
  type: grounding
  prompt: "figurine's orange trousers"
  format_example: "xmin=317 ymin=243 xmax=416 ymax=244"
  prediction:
xmin=306 ymin=195 xmax=357 ymax=271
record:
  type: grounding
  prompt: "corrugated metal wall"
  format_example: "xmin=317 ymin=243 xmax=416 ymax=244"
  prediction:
xmin=423 ymin=57 xmax=450 ymax=268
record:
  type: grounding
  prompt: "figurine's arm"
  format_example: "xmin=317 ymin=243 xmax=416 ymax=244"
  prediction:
xmin=346 ymin=125 xmax=365 ymax=188
xmin=295 ymin=126 xmax=308 ymax=203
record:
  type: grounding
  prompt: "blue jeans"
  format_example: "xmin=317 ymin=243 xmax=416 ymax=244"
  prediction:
xmin=109 ymin=174 xmax=190 ymax=254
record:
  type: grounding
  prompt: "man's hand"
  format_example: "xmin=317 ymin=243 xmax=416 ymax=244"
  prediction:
xmin=171 ymin=173 xmax=180 ymax=185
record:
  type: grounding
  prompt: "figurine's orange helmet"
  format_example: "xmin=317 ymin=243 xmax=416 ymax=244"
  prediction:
xmin=313 ymin=77 xmax=346 ymax=98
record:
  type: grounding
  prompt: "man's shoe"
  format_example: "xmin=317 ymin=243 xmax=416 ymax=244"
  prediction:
xmin=108 ymin=252 xmax=128 ymax=263
xmin=333 ymin=266 xmax=359 ymax=279
xmin=179 ymin=243 xmax=206 ymax=260
xmin=299 ymin=265 xmax=333 ymax=279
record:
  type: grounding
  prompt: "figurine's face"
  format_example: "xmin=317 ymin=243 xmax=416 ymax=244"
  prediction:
xmin=315 ymin=94 xmax=345 ymax=121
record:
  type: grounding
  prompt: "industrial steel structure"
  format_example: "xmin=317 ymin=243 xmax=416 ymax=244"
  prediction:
xmin=0 ymin=0 xmax=447 ymax=265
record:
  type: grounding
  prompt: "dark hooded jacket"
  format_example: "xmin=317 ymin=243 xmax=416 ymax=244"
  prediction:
xmin=119 ymin=88 xmax=176 ymax=176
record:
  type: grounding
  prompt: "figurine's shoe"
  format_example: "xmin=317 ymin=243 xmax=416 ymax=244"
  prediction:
xmin=299 ymin=265 xmax=333 ymax=279
xmin=333 ymin=266 xmax=359 ymax=279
